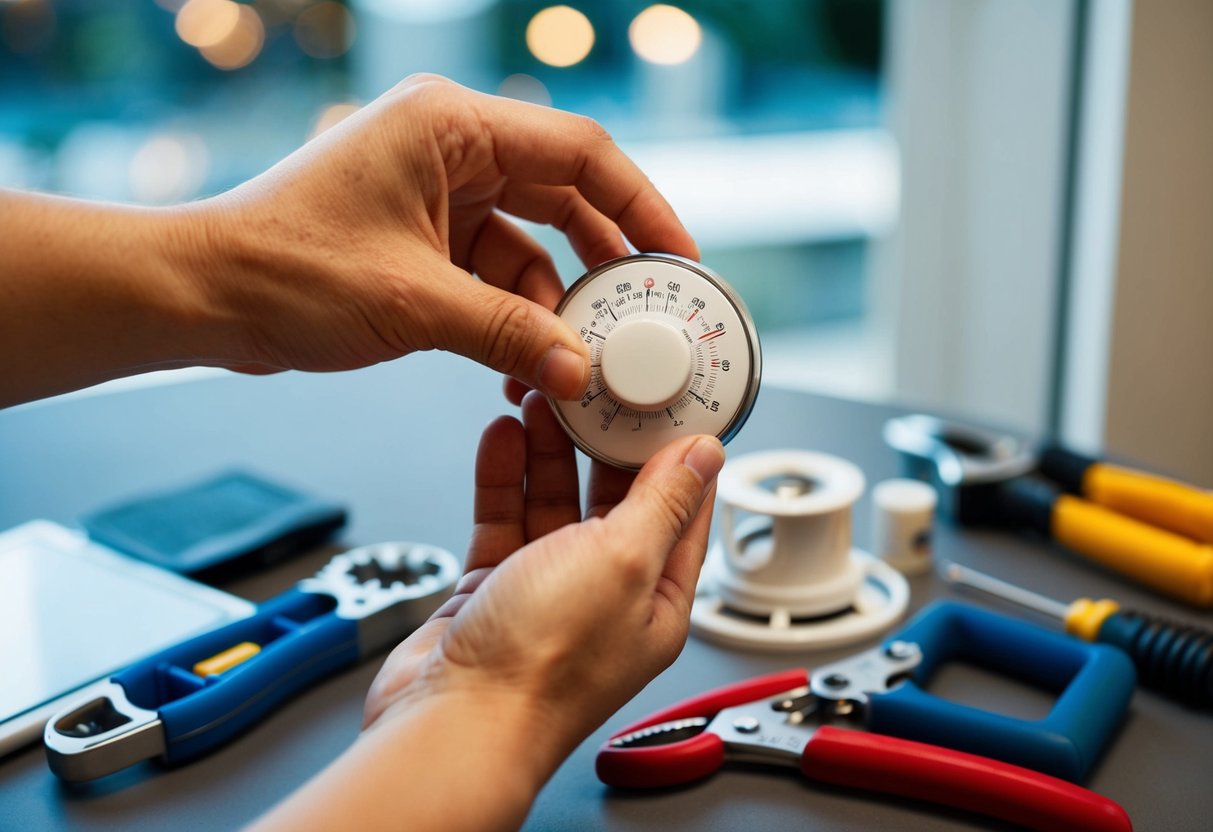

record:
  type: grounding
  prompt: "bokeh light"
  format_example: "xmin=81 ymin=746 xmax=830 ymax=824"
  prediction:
xmin=294 ymin=2 xmax=355 ymax=60
xmin=198 ymin=4 xmax=264 ymax=69
xmin=497 ymin=73 xmax=552 ymax=107
xmin=174 ymin=0 xmax=240 ymax=49
xmin=129 ymin=132 xmax=209 ymax=204
xmin=309 ymin=101 xmax=361 ymax=140
xmin=525 ymin=6 xmax=593 ymax=68
xmin=629 ymin=4 xmax=701 ymax=66
xmin=2 ymin=0 xmax=57 ymax=56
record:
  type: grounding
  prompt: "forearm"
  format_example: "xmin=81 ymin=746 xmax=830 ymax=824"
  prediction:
xmin=0 ymin=189 xmax=235 ymax=407
xmin=249 ymin=688 xmax=561 ymax=832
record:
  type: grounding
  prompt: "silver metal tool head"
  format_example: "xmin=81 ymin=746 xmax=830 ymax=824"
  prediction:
xmin=301 ymin=541 xmax=459 ymax=657
xmin=809 ymin=641 xmax=923 ymax=716
xmin=883 ymin=414 xmax=1037 ymax=525
xmin=44 ymin=680 xmax=164 ymax=784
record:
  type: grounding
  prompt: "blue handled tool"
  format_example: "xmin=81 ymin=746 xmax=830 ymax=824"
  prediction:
xmin=44 ymin=542 xmax=458 ymax=782
xmin=804 ymin=600 xmax=1135 ymax=781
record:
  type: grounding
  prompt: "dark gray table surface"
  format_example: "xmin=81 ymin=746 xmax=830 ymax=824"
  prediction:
xmin=1 ymin=354 xmax=1209 ymax=830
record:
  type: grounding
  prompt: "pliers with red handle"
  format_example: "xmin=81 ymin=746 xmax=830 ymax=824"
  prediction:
xmin=596 ymin=668 xmax=1132 ymax=832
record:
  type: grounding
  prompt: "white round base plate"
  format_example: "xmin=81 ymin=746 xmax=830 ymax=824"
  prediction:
xmin=690 ymin=545 xmax=910 ymax=652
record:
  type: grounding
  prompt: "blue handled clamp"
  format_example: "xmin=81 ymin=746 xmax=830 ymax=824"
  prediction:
xmin=806 ymin=601 xmax=1135 ymax=782
xmin=44 ymin=541 xmax=459 ymax=782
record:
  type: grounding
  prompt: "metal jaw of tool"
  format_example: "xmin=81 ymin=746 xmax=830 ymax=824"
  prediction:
xmin=45 ymin=542 xmax=458 ymax=783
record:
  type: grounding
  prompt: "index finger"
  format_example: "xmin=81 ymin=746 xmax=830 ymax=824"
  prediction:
xmin=468 ymin=93 xmax=699 ymax=260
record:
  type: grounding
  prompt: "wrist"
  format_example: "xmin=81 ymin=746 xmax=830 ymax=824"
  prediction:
xmin=0 ymin=190 xmax=237 ymax=405
xmin=256 ymin=681 xmax=561 ymax=832
xmin=155 ymin=199 xmax=261 ymax=368
xmin=371 ymin=680 xmax=562 ymax=801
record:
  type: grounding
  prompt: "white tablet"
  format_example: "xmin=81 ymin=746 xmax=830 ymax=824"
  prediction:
xmin=0 ymin=521 xmax=254 ymax=757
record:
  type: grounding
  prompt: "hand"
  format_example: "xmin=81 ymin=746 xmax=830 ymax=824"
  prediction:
xmin=249 ymin=395 xmax=713 ymax=829
xmin=364 ymin=392 xmax=722 ymax=736
xmin=181 ymin=74 xmax=699 ymax=399
xmin=251 ymin=394 xmax=722 ymax=832
xmin=2 ymin=74 xmax=697 ymax=407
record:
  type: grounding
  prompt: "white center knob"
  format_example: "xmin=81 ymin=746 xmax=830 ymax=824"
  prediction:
xmin=600 ymin=319 xmax=693 ymax=411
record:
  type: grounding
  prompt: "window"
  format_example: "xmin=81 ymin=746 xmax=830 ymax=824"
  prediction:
xmin=3 ymin=0 xmax=1082 ymax=440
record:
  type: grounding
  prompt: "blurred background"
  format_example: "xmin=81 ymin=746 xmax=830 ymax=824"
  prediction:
xmin=2 ymin=0 xmax=1210 ymax=481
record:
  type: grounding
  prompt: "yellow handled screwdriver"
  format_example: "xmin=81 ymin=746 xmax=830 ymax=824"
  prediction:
xmin=941 ymin=560 xmax=1213 ymax=709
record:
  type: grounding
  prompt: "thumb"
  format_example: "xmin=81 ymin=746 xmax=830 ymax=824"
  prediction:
xmin=419 ymin=269 xmax=589 ymax=400
xmin=606 ymin=435 xmax=725 ymax=575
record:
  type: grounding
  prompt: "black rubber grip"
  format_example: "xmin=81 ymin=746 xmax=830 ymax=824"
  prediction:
xmin=1039 ymin=444 xmax=1096 ymax=495
xmin=996 ymin=477 xmax=1057 ymax=537
xmin=1098 ymin=611 xmax=1213 ymax=708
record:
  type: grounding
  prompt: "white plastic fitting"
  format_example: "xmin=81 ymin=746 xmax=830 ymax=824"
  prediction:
xmin=691 ymin=449 xmax=909 ymax=652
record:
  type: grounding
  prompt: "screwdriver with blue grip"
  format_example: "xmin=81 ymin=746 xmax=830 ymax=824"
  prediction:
xmin=943 ymin=560 xmax=1213 ymax=709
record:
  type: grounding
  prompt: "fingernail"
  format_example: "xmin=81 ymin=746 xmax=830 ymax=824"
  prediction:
xmin=683 ymin=436 xmax=725 ymax=484
xmin=538 ymin=346 xmax=588 ymax=400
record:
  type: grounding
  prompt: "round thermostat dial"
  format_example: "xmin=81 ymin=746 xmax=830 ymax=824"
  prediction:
xmin=550 ymin=253 xmax=762 ymax=470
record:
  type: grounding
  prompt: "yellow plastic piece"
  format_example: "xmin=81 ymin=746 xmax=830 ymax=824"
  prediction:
xmin=1053 ymin=495 xmax=1213 ymax=607
xmin=1063 ymin=597 xmax=1120 ymax=642
xmin=1086 ymin=463 xmax=1213 ymax=544
xmin=193 ymin=641 xmax=261 ymax=677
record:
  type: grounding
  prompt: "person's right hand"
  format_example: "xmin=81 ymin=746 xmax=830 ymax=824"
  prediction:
xmin=250 ymin=393 xmax=721 ymax=832
xmin=361 ymin=393 xmax=722 ymax=747
xmin=176 ymin=74 xmax=698 ymax=399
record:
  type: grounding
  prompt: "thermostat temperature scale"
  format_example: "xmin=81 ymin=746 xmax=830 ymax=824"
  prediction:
xmin=551 ymin=254 xmax=761 ymax=469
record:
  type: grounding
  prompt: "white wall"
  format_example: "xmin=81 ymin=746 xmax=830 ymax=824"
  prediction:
xmin=1099 ymin=0 xmax=1213 ymax=482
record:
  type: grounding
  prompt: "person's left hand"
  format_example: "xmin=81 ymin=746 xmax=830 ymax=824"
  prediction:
xmin=177 ymin=76 xmax=699 ymax=400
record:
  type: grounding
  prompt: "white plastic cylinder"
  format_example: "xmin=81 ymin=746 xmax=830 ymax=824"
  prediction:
xmin=714 ymin=450 xmax=865 ymax=617
xmin=870 ymin=478 xmax=938 ymax=575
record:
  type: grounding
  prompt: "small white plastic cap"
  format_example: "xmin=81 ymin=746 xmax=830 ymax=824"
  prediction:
xmin=600 ymin=318 xmax=693 ymax=411
xmin=871 ymin=478 xmax=937 ymax=576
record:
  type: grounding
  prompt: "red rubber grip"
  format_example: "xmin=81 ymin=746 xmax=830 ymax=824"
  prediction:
xmin=801 ymin=726 xmax=1132 ymax=832
xmin=596 ymin=731 xmax=724 ymax=789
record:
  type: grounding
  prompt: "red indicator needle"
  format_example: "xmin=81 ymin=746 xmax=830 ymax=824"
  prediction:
xmin=698 ymin=329 xmax=725 ymax=342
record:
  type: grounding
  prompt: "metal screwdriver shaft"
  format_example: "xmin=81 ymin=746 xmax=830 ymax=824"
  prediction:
xmin=941 ymin=562 xmax=1070 ymax=620
xmin=940 ymin=560 xmax=1213 ymax=709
